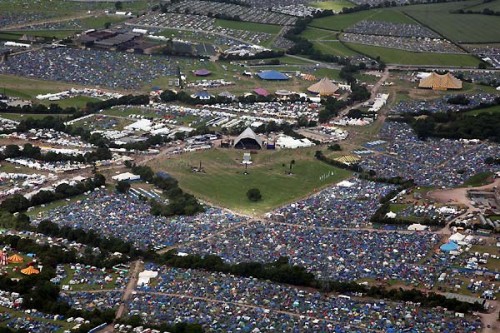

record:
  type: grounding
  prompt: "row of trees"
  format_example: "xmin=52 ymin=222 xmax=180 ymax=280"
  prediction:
xmin=1 ymin=143 xmax=111 ymax=164
xmin=155 ymin=249 xmax=483 ymax=314
xmin=159 ymin=88 xmax=314 ymax=105
xmin=314 ymin=150 xmax=363 ymax=172
xmin=129 ymin=164 xmax=204 ymax=216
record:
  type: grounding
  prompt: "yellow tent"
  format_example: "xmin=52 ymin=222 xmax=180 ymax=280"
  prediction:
xmin=418 ymin=72 xmax=462 ymax=90
xmin=8 ymin=254 xmax=24 ymax=264
xmin=21 ymin=266 xmax=40 ymax=275
xmin=308 ymin=77 xmax=339 ymax=96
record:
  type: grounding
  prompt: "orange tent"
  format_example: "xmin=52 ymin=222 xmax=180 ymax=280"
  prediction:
xmin=8 ymin=254 xmax=24 ymax=264
xmin=21 ymin=266 xmax=39 ymax=275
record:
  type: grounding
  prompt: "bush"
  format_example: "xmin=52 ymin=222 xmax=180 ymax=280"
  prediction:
xmin=116 ymin=180 xmax=131 ymax=193
xmin=247 ymin=188 xmax=262 ymax=202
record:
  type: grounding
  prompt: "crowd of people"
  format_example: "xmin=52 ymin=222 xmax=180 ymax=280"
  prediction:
xmin=341 ymin=33 xmax=462 ymax=54
xmin=128 ymin=264 xmax=482 ymax=332
xmin=271 ymin=178 xmax=396 ymax=228
xmin=359 ymin=122 xmax=500 ymax=187
xmin=0 ymin=48 xmax=178 ymax=89
xmin=179 ymin=221 xmax=441 ymax=283
xmin=345 ymin=21 xmax=439 ymax=39
xmin=34 ymin=189 xmax=248 ymax=250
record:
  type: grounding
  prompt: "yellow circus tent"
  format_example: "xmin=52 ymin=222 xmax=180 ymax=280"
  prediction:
xmin=8 ymin=254 xmax=24 ymax=264
xmin=308 ymin=77 xmax=339 ymax=96
xmin=418 ymin=72 xmax=462 ymax=90
xmin=21 ymin=266 xmax=40 ymax=275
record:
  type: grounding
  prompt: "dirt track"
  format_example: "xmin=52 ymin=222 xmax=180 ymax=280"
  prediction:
xmin=428 ymin=178 xmax=500 ymax=209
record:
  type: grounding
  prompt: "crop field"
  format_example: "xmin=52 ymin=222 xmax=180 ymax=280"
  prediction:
xmin=401 ymin=1 xmax=500 ymax=43
xmin=344 ymin=43 xmax=481 ymax=66
xmin=310 ymin=0 xmax=355 ymax=11
xmin=310 ymin=8 xmax=415 ymax=31
xmin=147 ymin=148 xmax=352 ymax=215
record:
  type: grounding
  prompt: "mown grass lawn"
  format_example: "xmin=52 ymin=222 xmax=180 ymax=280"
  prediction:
xmin=147 ymin=148 xmax=352 ymax=215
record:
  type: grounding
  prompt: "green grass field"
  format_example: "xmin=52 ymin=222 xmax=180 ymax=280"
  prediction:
xmin=40 ymin=96 xmax=100 ymax=109
xmin=215 ymin=19 xmax=282 ymax=34
xmin=465 ymin=104 xmax=500 ymax=116
xmin=147 ymin=148 xmax=352 ymax=215
xmin=463 ymin=171 xmax=494 ymax=187
xmin=313 ymin=40 xmax=359 ymax=57
xmin=466 ymin=0 xmax=500 ymax=11
xmin=0 ymin=113 xmax=71 ymax=121
xmin=402 ymin=1 xmax=500 ymax=43
xmin=300 ymin=27 xmax=339 ymax=41
xmin=344 ymin=42 xmax=481 ymax=66
xmin=310 ymin=8 xmax=415 ymax=31
xmin=311 ymin=0 xmax=355 ymax=11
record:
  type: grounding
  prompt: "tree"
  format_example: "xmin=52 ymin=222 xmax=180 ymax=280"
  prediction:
xmin=116 ymin=181 xmax=131 ymax=193
xmin=246 ymin=188 xmax=262 ymax=202
xmin=289 ymin=160 xmax=295 ymax=174
xmin=115 ymin=1 xmax=123 ymax=10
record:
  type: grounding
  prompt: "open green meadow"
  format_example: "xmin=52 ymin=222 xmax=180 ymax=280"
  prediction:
xmin=344 ymin=43 xmax=481 ymax=66
xmin=311 ymin=8 xmax=415 ymax=31
xmin=215 ymin=19 xmax=282 ymax=34
xmin=465 ymin=104 xmax=500 ymax=116
xmin=313 ymin=40 xmax=359 ymax=57
xmin=466 ymin=0 xmax=500 ymax=11
xmin=0 ymin=113 xmax=71 ymax=121
xmin=300 ymin=27 xmax=339 ymax=41
xmin=310 ymin=0 xmax=355 ymax=11
xmin=401 ymin=1 xmax=500 ymax=43
xmin=147 ymin=148 xmax=352 ymax=215
xmin=39 ymin=96 xmax=100 ymax=109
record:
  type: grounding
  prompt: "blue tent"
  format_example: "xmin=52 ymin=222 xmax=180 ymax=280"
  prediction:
xmin=257 ymin=70 xmax=289 ymax=80
xmin=440 ymin=241 xmax=459 ymax=252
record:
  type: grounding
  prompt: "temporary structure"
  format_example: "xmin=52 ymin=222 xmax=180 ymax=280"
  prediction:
xmin=308 ymin=78 xmax=339 ymax=96
xmin=418 ymin=72 xmax=462 ymax=90
xmin=8 ymin=254 xmax=24 ymax=264
xmin=21 ymin=266 xmax=40 ymax=275
xmin=233 ymin=127 xmax=263 ymax=150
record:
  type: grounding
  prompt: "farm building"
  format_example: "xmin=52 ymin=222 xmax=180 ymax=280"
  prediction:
xmin=233 ymin=127 xmax=263 ymax=150
xmin=308 ymin=77 xmax=339 ymax=96
xmin=418 ymin=72 xmax=462 ymax=90
xmin=257 ymin=70 xmax=289 ymax=81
